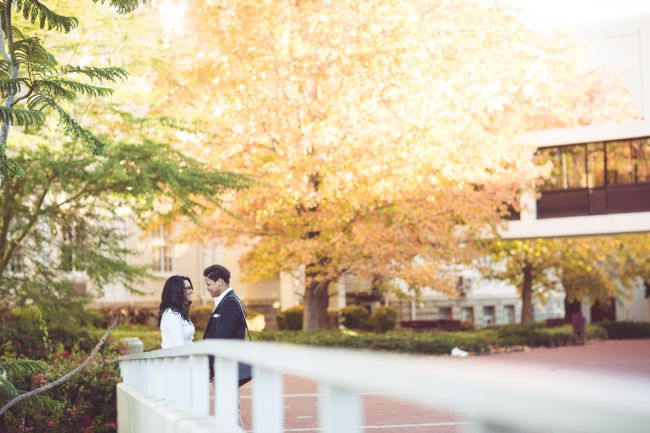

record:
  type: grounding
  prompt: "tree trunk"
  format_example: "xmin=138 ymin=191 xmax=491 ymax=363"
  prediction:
xmin=303 ymin=279 xmax=331 ymax=330
xmin=521 ymin=262 xmax=534 ymax=324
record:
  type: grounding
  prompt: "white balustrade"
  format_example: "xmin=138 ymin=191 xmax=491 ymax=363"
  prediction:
xmin=118 ymin=340 xmax=650 ymax=433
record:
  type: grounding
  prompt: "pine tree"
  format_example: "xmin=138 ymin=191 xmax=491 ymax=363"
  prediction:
xmin=0 ymin=0 xmax=145 ymax=179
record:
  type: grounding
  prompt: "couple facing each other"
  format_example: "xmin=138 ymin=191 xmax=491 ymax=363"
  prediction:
xmin=157 ymin=264 xmax=251 ymax=384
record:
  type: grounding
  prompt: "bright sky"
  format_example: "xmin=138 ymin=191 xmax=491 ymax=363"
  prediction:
xmin=503 ymin=0 xmax=650 ymax=29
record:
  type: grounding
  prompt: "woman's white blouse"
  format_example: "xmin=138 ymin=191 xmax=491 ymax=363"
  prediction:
xmin=160 ymin=308 xmax=195 ymax=349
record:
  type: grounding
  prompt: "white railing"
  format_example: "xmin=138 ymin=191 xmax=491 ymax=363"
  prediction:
xmin=118 ymin=340 xmax=650 ymax=433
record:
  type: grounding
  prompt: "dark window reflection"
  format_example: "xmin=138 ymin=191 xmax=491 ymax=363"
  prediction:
xmin=632 ymin=138 xmax=650 ymax=183
xmin=606 ymin=141 xmax=635 ymax=185
xmin=536 ymin=145 xmax=586 ymax=190
xmin=537 ymin=137 xmax=650 ymax=191
xmin=587 ymin=142 xmax=605 ymax=188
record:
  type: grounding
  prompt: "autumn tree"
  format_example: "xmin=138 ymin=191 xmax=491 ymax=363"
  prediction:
xmin=165 ymin=0 xmax=638 ymax=330
xmin=482 ymin=235 xmax=650 ymax=323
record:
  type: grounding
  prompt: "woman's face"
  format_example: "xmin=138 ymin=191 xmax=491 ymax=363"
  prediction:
xmin=183 ymin=279 xmax=193 ymax=303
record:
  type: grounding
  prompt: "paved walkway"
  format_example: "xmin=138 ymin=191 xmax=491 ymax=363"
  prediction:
xmin=239 ymin=339 xmax=650 ymax=432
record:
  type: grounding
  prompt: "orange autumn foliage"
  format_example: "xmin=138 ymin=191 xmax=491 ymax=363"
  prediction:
xmin=164 ymin=0 xmax=638 ymax=328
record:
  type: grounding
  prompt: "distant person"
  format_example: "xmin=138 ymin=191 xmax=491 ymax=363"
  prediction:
xmin=158 ymin=275 xmax=195 ymax=349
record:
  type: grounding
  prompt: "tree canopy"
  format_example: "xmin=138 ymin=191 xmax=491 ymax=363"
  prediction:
xmin=0 ymin=0 xmax=146 ymax=178
xmin=167 ymin=0 xmax=636 ymax=328
xmin=481 ymin=235 xmax=650 ymax=323
xmin=0 ymin=137 xmax=245 ymax=311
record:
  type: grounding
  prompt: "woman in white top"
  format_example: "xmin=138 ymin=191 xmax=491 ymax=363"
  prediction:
xmin=158 ymin=275 xmax=195 ymax=349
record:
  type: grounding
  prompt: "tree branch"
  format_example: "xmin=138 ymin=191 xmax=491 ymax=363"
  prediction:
xmin=0 ymin=318 xmax=118 ymax=417
xmin=0 ymin=0 xmax=18 ymax=148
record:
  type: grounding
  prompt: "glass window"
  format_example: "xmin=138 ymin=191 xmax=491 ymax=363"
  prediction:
xmin=536 ymin=145 xmax=587 ymax=190
xmin=9 ymin=248 xmax=25 ymax=273
xmin=607 ymin=140 xmax=635 ymax=185
xmin=504 ymin=305 xmax=515 ymax=324
xmin=483 ymin=306 xmax=495 ymax=326
xmin=587 ymin=142 xmax=605 ymax=188
xmin=561 ymin=145 xmax=587 ymax=189
xmin=536 ymin=147 xmax=562 ymax=190
xmin=438 ymin=307 xmax=452 ymax=320
xmin=152 ymin=246 xmax=173 ymax=272
xmin=631 ymin=138 xmax=650 ymax=183
xmin=461 ymin=307 xmax=474 ymax=323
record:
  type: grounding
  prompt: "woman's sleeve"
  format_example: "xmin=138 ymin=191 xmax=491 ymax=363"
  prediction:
xmin=161 ymin=310 xmax=185 ymax=348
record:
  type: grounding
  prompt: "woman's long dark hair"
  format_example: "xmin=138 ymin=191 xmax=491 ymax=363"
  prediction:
xmin=157 ymin=275 xmax=192 ymax=326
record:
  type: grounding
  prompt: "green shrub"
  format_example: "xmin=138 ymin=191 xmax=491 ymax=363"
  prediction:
xmin=338 ymin=305 xmax=370 ymax=330
xmin=277 ymin=306 xmax=304 ymax=330
xmin=1 ymin=348 xmax=120 ymax=433
xmin=0 ymin=307 xmax=51 ymax=359
xmin=369 ymin=307 xmax=397 ymax=333
xmin=595 ymin=321 xmax=650 ymax=339
xmin=253 ymin=321 xmax=611 ymax=355
xmin=585 ymin=323 xmax=608 ymax=340
xmin=95 ymin=306 xmax=156 ymax=326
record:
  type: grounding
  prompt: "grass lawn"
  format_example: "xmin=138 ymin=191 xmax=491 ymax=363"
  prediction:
xmin=109 ymin=324 xmax=162 ymax=352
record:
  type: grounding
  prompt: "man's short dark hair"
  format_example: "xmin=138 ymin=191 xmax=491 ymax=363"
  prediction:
xmin=203 ymin=264 xmax=230 ymax=285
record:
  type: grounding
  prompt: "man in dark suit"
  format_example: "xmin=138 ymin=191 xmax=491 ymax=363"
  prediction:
xmin=203 ymin=264 xmax=247 ymax=341
xmin=203 ymin=264 xmax=251 ymax=386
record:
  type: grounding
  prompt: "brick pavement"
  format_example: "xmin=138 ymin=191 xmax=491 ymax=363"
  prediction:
xmin=238 ymin=339 xmax=650 ymax=432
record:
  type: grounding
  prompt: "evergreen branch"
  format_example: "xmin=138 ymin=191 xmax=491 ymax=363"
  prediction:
xmin=61 ymin=65 xmax=127 ymax=82
xmin=15 ymin=0 xmax=78 ymax=32
xmin=52 ymin=78 xmax=114 ymax=98
xmin=28 ymin=96 xmax=106 ymax=154
xmin=0 ymin=359 xmax=47 ymax=378
xmin=90 ymin=0 xmax=144 ymax=14
xmin=32 ymin=79 xmax=76 ymax=101
xmin=11 ymin=37 xmax=56 ymax=69
xmin=0 ymin=377 xmax=60 ymax=414
xmin=0 ymin=76 xmax=28 ymax=97
xmin=0 ymin=153 xmax=21 ymax=177
xmin=0 ymin=318 xmax=118 ymax=417
xmin=0 ymin=105 xmax=43 ymax=125
xmin=53 ymin=103 xmax=106 ymax=154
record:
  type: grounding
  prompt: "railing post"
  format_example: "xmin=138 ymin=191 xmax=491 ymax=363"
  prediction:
xmin=215 ymin=357 xmax=239 ymax=428
xmin=146 ymin=358 xmax=155 ymax=397
xmin=190 ymin=355 xmax=210 ymax=417
xmin=170 ymin=357 xmax=182 ymax=408
xmin=252 ymin=366 xmax=283 ymax=433
xmin=152 ymin=358 xmax=162 ymax=400
xmin=163 ymin=358 xmax=174 ymax=402
xmin=177 ymin=356 xmax=192 ymax=412
xmin=319 ymin=383 xmax=362 ymax=433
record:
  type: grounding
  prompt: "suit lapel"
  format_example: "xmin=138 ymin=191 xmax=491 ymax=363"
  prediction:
xmin=205 ymin=291 xmax=237 ymax=338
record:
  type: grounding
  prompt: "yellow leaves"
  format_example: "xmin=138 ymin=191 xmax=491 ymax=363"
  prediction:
xmin=63 ymin=0 xmax=639 ymax=287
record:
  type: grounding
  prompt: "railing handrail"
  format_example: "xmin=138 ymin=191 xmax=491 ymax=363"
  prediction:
xmin=118 ymin=339 xmax=650 ymax=433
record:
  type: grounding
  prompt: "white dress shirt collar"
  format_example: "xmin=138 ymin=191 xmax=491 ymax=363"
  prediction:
xmin=213 ymin=287 xmax=233 ymax=308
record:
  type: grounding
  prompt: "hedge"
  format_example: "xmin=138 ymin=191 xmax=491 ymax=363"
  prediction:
xmin=253 ymin=323 xmax=611 ymax=355
xmin=595 ymin=321 xmax=650 ymax=339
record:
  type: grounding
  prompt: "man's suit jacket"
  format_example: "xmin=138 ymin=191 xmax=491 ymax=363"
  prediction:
xmin=204 ymin=290 xmax=252 ymax=385
xmin=204 ymin=290 xmax=247 ymax=340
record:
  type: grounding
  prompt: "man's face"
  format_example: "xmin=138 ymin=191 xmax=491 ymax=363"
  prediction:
xmin=204 ymin=276 xmax=222 ymax=298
